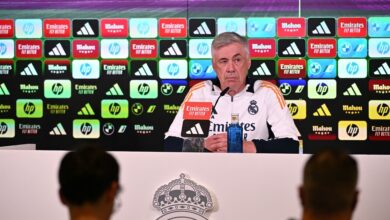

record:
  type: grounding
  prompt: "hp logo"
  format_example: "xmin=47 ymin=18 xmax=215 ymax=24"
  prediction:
xmin=225 ymin=21 xmax=238 ymax=32
xmin=315 ymin=82 xmax=329 ymax=96
xmin=377 ymin=103 xmax=389 ymax=117
xmin=167 ymin=63 xmax=179 ymax=76
xmin=23 ymin=23 xmax=34 ymax=35
xmin=346 ymin=124 xmax=359 ymax=137
xmin=80 ymin=63 xmax=92 ymax=76
xmin=287 ymin=103 xmax=299 ymax=116
xmin=197 ymin=42 xmax=209 ymax=55
xmin=51 ymin=83 xmax=64 ymax=95
xmin=377 ymin=41 xmax=390 ymax=55
xmin=137 ymin=22 xmax=150 ymax=35
xmin=109 ymin=102 xmax=121 ymax=115
xmin=191 ymin=63 xmax=203 ymax=75
xmin=80 ymin=122 xmax=93 ymax=135
xmin=0 ymin=43 xmax=6 ymax=55
xmin=310 ymin=62 xmax=322 ymax=75
xmin=346 ymin=62 xmax=359 ymax=75
xmin=23 ymin=102 xmax=36 ymax=115
xmin=109 ymin=42 xmax=121 ymax=55
xmin=0 ymin=122 xmax=8 ymax=135
xmin=137 ymin=83 xmax=150 ymax=95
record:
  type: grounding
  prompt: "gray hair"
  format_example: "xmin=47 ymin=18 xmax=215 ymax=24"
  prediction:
xmin=211 ymin=32 xmax=249 ymax=56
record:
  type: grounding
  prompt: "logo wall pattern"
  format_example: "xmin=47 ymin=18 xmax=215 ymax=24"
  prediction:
xmin=0 ymin=17 xmax=389 ymax=153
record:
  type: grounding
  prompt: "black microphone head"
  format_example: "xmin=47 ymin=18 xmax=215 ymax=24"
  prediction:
xmin=220 ymin=87 xmax=230 ymax=96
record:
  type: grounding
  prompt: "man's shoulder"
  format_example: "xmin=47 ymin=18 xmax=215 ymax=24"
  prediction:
xmin=253 ymin=80 xmax=280 ymax=93
xmin=188 ymin=80 xmax=213 ymax=94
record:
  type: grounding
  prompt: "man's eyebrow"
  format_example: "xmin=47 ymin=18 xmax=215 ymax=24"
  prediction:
xmin=218 ymin=53 xmax=243 ymax=61
xmin=233 ymin=53 xmax=243 ymax=58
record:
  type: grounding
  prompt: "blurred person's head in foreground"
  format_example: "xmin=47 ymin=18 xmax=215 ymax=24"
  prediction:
xmin=300 ymin=147 xmax=359 ymax=220
xmin=58 ymin=145 xmax=120 ymax=220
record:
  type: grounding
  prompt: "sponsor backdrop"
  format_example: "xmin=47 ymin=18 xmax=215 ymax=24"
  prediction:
xmin=0 ymin=0 xmax=389 ymax=153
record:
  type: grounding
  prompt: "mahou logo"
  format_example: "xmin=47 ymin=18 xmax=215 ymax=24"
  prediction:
xmin=101 ymin=18 xmax=128 ymax=38
xmin=72 ymin=40 xmax=99 ymax=58
xmin=43 ymin=19 xmax=71 ymax=38
xmin=0 ymin=19 xmax=14 ymax=38
xmin=159 ymin=18 xmax=187 ymax=38
xmin=248 ymin=39 xmax=276 ymax=58
xmin=277 ymin=17 xmax=306 ymax=37
xmin=338 ymin=17 xmax=367 ymax=37
xmin=130 ymin=39 xmax=157 ymax=58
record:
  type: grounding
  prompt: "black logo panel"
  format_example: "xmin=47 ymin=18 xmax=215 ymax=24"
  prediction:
xmin=16 ymin=60 xmax=42 ymax=76
xmin=181 ymin=120 xmax=210 ymax=138
xmin=130 ymin=60 xmax=157 ymax=78
xmin=189 ymin=18 xmax=216 ymax=37
xmin=44 ymin=40 xmax=70 ymax=58
xmin=72 ymin=19 xmax=99 ymax=38
xmin=307 ymin=18 xmax=336 ymax=37
xmin=159 ymin=40 xmax=187 ymax=58
xmin=278 ymin=39 xmax=306 ymax=58
xmin=369 ymin=59 xmax=390 ymax=78
xmin=248 ymin=60 xmax=275 ymax=79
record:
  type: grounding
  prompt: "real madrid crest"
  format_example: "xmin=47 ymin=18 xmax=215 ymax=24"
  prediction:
xmin=153 ymin=174 xmax=214 ymax=220
xmin=248 ymin=100 xmax=259 ymax=115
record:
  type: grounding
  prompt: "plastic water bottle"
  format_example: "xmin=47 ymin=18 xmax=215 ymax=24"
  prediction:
xmin=227 ymin=113 xmax=243 ymax=153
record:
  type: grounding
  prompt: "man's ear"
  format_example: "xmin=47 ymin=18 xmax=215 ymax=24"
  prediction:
xmin=59 ymin=189 xmax=67 ymax=205
xmin=299 ymin=186 xmax=305 ymax=207
xmin=351 ymin=189 xmax=359 ymax=211
xmin=105 ymin=181 xmax=119 ymax=203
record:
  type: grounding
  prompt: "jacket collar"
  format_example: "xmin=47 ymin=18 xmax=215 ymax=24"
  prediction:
xmin=211 ymin=77 xmax=255 ymax=93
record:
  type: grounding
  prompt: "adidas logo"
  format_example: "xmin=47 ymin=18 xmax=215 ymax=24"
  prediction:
xmin=253 ymin=63 xmax=272 ymax=76
xmin=135 ymin=63 xmax=153 ymax=76
xmin=78 ymin=103 xmax=95 ymax=115
xmin=106 ymin=83 xmax=124 ymax=96
xmin=48 ymin=43 xmax=67 ymax=56
xmin=193 ymin=22 xmax=212 ymax=35
xmin=0 ymin=83 xmax=10 ymax=95
xmin=163 ymin=43 xmax=183 ymax=56
xmin=76 ymin=22 xmax=95 ymax=36
xmin=313 ymin=104 xmax=331 ymax=116
xmin=282 ymin=42 xmax=301 ymax=55
xmin=49 ymin=123 xmax=67 ymax=135
xmin=20 ymin=63 xmax=38 ymax=76
xmin=312 ymin=21 xmax=331 ymax=35
xmin=374 ymin=62 xmax=390 ymax=75
xmin=185 ymin=123 xmax=204 ymax=135
xmin=343 ymin=83 xmax=362 ymax=96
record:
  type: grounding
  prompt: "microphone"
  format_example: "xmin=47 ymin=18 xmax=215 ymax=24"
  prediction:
xmin=212 ymin=87 xmax=229 ymax=115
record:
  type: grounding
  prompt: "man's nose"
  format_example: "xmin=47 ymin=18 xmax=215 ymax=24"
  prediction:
xmin=226 ymin=60 xmax=235 ymax=72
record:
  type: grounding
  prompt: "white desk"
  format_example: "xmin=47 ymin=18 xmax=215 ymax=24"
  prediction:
xmin=0 ymin=150 xmax=389 ymax=220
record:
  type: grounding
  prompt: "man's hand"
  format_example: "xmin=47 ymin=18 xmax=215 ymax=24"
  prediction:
xmin=204 ymin=133 xmax=257 ymax=153
xmin=204 ymin=133 xmax=227 ymax=152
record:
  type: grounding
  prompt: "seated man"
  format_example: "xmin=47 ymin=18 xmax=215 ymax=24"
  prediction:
xmin=299 ymin=148 xmax=359 ymax=220
xmin=58 ymin=146 xmax=121 ymax=220
xmin=164 ymin=32 xmax=300 ymax=153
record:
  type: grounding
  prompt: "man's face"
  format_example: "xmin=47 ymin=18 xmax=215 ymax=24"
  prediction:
xmin=212 ymin=42 xmax=251 ymax=94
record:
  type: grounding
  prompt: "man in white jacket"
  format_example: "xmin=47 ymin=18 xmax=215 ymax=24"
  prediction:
xmin=165 ymin=32 xmax=300 ymax=153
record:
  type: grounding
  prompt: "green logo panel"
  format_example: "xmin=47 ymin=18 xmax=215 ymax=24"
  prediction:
xmin=130 ymin=80 xmax=158 ymax=99
xmin=44 ymin=79 xmax=72 ymax=99
xmin=0 ymin=119 xmax=15 ymax=138
xmin=101 ymin=99 xmax=128 ymax=118
xmin=16 ymin=99 xmax=43 ymax=118
xmin=73 ymin=119 xmax=100 ymax=139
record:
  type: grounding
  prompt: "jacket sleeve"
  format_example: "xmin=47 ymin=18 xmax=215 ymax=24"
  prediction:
xmin=260 ymin=82 xmax=301 ymax=141
xmin=252 ymin=138 xmax=299 ymax=153
xmin=164 ymin=136 xmax=184 ymax=152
